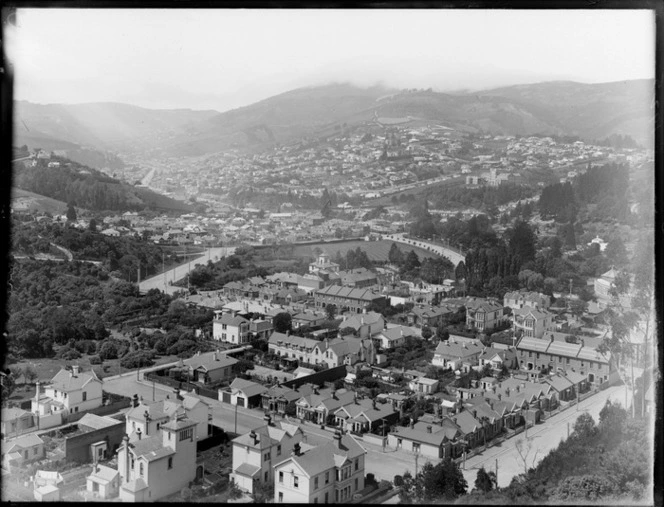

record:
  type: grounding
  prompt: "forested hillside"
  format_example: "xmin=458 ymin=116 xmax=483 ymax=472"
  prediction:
xmin=13 ymin=156 xmax=193 ymax=212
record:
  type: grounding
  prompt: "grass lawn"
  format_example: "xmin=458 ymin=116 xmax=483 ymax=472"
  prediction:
xmin=291 ymin=240 xmax=438 ymax=262
xmin=9 ymin=352 xmax=182 ymax=384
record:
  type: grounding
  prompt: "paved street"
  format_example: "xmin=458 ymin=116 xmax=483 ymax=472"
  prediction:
xmin=102 ymin=371 xmax=633 ymax=491
xmin=138 ymin=246 xmax=235 ymax=294
xmin=459 ymin=384 xmax=633 ymax=489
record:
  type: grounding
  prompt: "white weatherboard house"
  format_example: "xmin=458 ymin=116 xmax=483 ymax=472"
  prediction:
xmin=32 ymin=366 xmax=103 ymax=417
xmin=273 ymin=431 xmax=366 ymax=504
xmin=230 ymin=415 xmax=303 ymax=494
xmin=117 ymin=415 xmax=200 ymax=502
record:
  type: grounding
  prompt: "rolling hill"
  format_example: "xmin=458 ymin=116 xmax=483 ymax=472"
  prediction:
xmin=12 ymin=157 xmax=194 ymax=213
xmin=13 ymin=79 xmax=654 ymax=159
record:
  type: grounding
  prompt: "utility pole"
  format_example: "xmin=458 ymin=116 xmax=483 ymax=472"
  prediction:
xmin=495 ymin=458 xmax=498 ymax=485
xmin=162 ymin=251 xmax=166 ymax=291
xmin=415 ymin=452 xmax=419 ymax=476
xmin=234 ymin=403 xmax=238 ymax=435
xmin=567 ymin=422 xmax=570 ymax=439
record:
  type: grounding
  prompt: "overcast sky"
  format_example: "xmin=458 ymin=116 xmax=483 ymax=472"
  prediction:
xmin=6 ymin=8 xmax=655 ymax=112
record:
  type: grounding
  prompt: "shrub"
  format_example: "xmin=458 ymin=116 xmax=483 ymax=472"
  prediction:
xmin=89 ymin=355 xmax=103 ymax=365
xmin=120 ymin=351 xmax=155 ymax=369
xmin=58 ymin=347 xmax=82 ymax=360
xmin=98 ymin=341 xmax=119 ymax=360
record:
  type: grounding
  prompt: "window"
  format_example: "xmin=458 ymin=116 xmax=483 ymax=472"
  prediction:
xmin=413 ymin=443 xmax=420 ymax=453
xmin=566 ymin=358 xmax=570 ymax=364
xmin=82 ymin=391 xmax=87 ymax=402
xmin=179 ymin=428 xmax=193 ymax=441
xmin=536 ymin=353 xmax=540 ymax=359
xmin=314 ymin=477 xmax=319 ymax=489
xmin=33 ymin=447 xmax=38 ymax=456
xmin=139 ymin=463 xmax=144 ymax=476
xmin=278 ymin=492 xmax=283 ymax=503
xmin=355 ymin=478 xmax=358 ymax=491
xmin=168 ymin=457 xmax=173 ymax=469
xmin=325 ymin=492 xmax=329 ymax=503
xmin=279 ymin=471 xmax=283 ymax=483
xmin=325 ymin=472 xmax=329 ymax=484
xmin=131 ymin=456 xmax=135 ymax=470
xmin=264 ymin=452 xmax=270 ymax=462
xmin=222 ymin=324 xmax=227 ymax=330
xmin=528 ymin=351 xmax=532 ymax=358
xmin=277 ymin=445 xmax=282 ymax=456
xmin=294 ymin=476 xmax=299 ymax=489
xmin=355 ymin=459 xmax=358 ymax=471
xmin=265 ymin=471 xmax=269 ymax=482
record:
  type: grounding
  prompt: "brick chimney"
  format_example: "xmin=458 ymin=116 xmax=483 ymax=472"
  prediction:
xmin=264 ymin=414 xmax=273 ymax=427
xmin=131 ymin=394 xmax=139 ymax=408
xmin=426 ymin=425 xmax=432 ymax=434
xmin=293 ymin=442 xmax=302 ymax=455
xmin=333 ymin=430 xmax=342 ymax=448
xmin=72 ymin=365 xmax=80 ymax=377
xmin=35 ymin=381 xmax=41 ymax=404
xmin=136 ymin=428 xmax=142 ymax=440
xmin=250 ymin=430 xmax=258 ymax=445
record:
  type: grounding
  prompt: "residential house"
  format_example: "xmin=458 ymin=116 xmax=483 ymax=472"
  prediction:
xmin=1 ymin=433 xmax=45 ymax=471
xmin=372 ymin=325 xmax=416 ymax=351
xmin=511 ymin=306 xmax=554 ymax=339
xmin=125 ymin=391 xmax=212 ymax=442
xmin=309 ymin=253 xmax=340 ymax=275
xmin=465 ymin=299 xmax=504 ymax=332
xmin=180 ymin=350 xmax=238 ymax=384
xmin=340 ymin=312 xmax=385 ymax=338
xmin=314 ymin=286 xmax=387 ymax=314
xmin=387 ymin=420 xmax=463 ymax=459
xmin=408 ymin=377 xmax=439 ymax=396
xmin=503 ymin=290 xmax=551 ymax=310
xmin=1 ymin=407 xmax=36 ymax=438
xmin=273 ymin=431 xmax=366 ymax=504
xmin=516 ymin=335 xmax=618 ymax=388
xmin=87 ymin=464 xmax=120 ymax=500
xmin=292 ymin=311 xmax=328 ymax=330
xmin=230 ymin=415 xmax=304 ymax=494
xmin=223 ymin=378 xmax=268 ymax=408
xmin=478 ymin=346 xmax=517 ymax=371
xmin=594 ymin=267 xmax=619 ymax=301
xmin=333 ymin=398 xmax=398 ymax=434
xmin=296 ymin=388 xmax=356 ymax=425
xmin=407 ymin=304 xmax=454 ymax=328
xmin=262 ymin=384 xmax=316 ymax=416
xmin=338 ymin=268 xmax=378 ymax=289
xmin=431 ymin=338 xmax=485 ymax=372
xmin=117 ymin=415 xmax=200 ymax=502
xmin=33 ymin=366 xmax=103 ymax=417
xmin=212 ymin=312 xmax=250 ymax=344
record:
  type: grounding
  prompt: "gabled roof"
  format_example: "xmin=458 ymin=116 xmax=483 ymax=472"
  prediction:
xmin=49 ymin=368 xmax=101 ymax=392
xmin=126 ymin=399 xmax=185 ymax=422
xmin=379 ymin=326 xmax=417 ymax=342
xmin=4 ymin=433 xmax=44 ymax=452
xmin=78 ymin=413 xmax=121 ymax=431
xmin=216 ymin=313 xmax=249 ymax=326
xmin=434 ymin=339 xmax=484 ymax=359
xmin=229 ymin=378 xmax=268 ymax=398
xmin=274 ymin=434 xmax=365 ymax=478
xmin=512 ymin=305 xmax=552 ymax=320
xmin=315 ymin=285 xmax=384 ymax=302
xmin=342 ymin=312 xmax=384 ymax=330
xmin=183 ymin=351 xmax=237 ymax=371
xmin=88 ymin=465 xmax=119 ymax=483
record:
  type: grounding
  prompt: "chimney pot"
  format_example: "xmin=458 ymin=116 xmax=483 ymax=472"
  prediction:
xmin=137 ymin=428 xmax=142 ymax=440
xmin=427 ymin=425 xmax=432 ymax=434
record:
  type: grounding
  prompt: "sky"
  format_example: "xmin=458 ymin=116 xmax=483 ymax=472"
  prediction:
xmin=5 ymin=8 xmax=656 ymax=112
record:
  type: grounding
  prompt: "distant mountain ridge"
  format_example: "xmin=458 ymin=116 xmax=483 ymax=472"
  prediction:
xmin=14 ymin=79 xmax=654 ymax=158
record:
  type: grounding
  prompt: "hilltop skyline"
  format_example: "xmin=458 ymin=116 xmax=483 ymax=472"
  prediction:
xmin=6 ymin=9 xmax=655 ymax=112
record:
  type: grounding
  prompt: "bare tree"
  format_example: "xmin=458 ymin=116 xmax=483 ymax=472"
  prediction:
xmin=514 ymin=436 xmax=540 ymax=475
